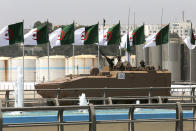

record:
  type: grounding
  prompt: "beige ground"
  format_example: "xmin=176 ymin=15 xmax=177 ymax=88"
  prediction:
xmin=3 ymin=122 xmax=195 ymax=131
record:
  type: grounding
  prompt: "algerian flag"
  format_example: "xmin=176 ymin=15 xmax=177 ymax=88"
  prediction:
xmin=119 ymin=34 xmax=127 ymax=49
xmin=144 ymin=24 xmax=169 ymax=48
xmin=0 ymin=22 xmax=23 ymax=47
xmin=126 ymin=33 xmax=131 ymax=52
xmin=49 ymin=23 xmax=74 ymax=48
xmin=130 ymin=24 xmax=145 ymax=46
xmin=120 ymin=33 xmax=131 ymax=62
xmin=119 ymin=24 xmax=144 ymax=49
xmin=74 ymin=24 xmax=98 ymax=45
xmin=184 ymin=23 xmax=196 ymax=49
xmin=24 ymin=24 xmax=49 ymax=45
xmin=99 ymin=22 xmax=121 ymax=45
xmin=98 ymin=29 xmax=108 ymax=46
xmin=184 ymin=37 xmax=196 ymax=49
xmin=107 ymin=22 xmax=121 ymax=45
xmin=119 ymin=32 xmax=133 ymax=49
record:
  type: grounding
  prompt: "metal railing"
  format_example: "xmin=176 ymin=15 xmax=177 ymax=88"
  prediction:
xmin=1 ymin=102 xmax=196 ymax=131
xmin=0 ymin=86 xmax=195 ymax=107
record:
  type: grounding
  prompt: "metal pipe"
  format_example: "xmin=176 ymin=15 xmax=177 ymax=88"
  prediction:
xmin=128 ymin=107 xmax=135 ymax=131
xmin=57 ymin=109 xmax=64 ymax=131
xmin=72 ymin=44 xmax=75 ymax=75
xmin=47 ymin=20 xmax=50 ymax=81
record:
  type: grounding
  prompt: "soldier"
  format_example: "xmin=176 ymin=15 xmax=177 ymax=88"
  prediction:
xmin=116 ymin=56 xmax=124 ymax=70
xmin=100 ymin=50 xmax=114 ymax=70
xmin=140 ymin=60 xmax=145 ymax=68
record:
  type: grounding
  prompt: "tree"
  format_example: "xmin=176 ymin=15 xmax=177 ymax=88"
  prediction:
xmin=33 ymin=21 xmax=42 ymax=28
xmin=33 ymin=21 xmax=53 ymax=33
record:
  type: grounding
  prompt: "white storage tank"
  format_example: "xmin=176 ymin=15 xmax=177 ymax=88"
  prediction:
xmin=38 ymin=55 xmax=65 ymax=81
xmin=65 ymin=56 xmax=74 ymax=75
xmin=0 ymin=57 xmax=10 ymax=81
xmin=66 ymin=55 xmax=98 ymax=75
xmin=9 ymin=56 xmax=37 ymax=82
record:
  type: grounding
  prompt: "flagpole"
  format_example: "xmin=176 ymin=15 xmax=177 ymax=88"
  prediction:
xmin=72 ymin=21 xmax=75 ymax=75
xmin=131 ymin=10 xmax=135 ymax=63
xmin=126 ymin=8 xmax=131 ymax=64
xmin=168 ymin=23 xmax=170 ymax=71
xmin=98 ymin=20 xmax=104 ymax=70
xmin=47 ymin=19 xmax=50 ymax=81
xmin=22 ymin=20 xmax=24 ymax=99
xmin=73 ymin=44 xmax=75 ymax=75
xmin=190 ymin=49 xmax=192 ymax=86
xmin=143 ymin=22 xmax=146 ymax=64
xmin=160 ymin=8 xmax=164 ymax=70
xmin=190 ymin=23 xmax=192 ymax=88
xmin=98 ymin=35 xmax=100 ymax=69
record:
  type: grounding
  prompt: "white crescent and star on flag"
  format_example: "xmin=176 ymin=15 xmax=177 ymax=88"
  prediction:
xmin=49 ymin=28 xmax=62 ymax=48
xmin=119 ymin=31 xmax=133 ymax=49
xmin=0 ymin=26 xmax=9 ymax=47
xmin=24 ymin=28 xmax=39 ymax=45
xmin=184 ymin=34 xmax=196 ymax=50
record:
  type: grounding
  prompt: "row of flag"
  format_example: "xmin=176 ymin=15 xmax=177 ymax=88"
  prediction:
xmin=0 ymin=21 xmax=195 ymax=52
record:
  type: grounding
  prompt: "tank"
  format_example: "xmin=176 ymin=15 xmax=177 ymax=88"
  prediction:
xmin=35 ymin=51 xmax=171 ymax=105
xmin=38 ymin=55 xmax=65 ymax=82
xmin=0 ymin=57 xmax=10 ymax=82
xmin=9 ymin=56 xmax=37 ymax=82
xmin=162 ymin=38 xmax=181 ymax=82
xmin=35 ymin=70 xmax=171 ymax=105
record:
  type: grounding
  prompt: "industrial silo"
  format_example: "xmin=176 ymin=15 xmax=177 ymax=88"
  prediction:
xmin=9 ymin=56 xmax=37 ymax=82
xmin=0 ymin=57 xmax=10 ymax=82
xmin=182 ymin=43 xmax=189 ymax=82
xmin=162 ymin=38 xmax=181 ymax=82
xmin=149 ymin=46 xmax=162 ymax=70
xmin=136 ymin=44 xmax=144 ymax=67
xmin=136 ymin=44 xmax=149 ymax=67
xmin=144 ymin=47 xmax=149 ymax=65
xmin=182 ymin=41 xmax=196 ymax=83
xmin=38 ymin=55 xmax=65 ymax=81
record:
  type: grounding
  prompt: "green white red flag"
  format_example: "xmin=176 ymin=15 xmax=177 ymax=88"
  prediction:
xmin=24 ymin=24 xmax=49 ymax=45
xmin=0 ymin=22 xmax=23 ymax=47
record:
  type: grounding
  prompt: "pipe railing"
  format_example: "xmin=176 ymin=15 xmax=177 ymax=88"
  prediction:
xmin=0 ymin=86 xmax=196 ymax=107
xmin=0 ymin=86 xmax=196 ymax=92
xmin=1 ymin=102 xmax=196 ymax=131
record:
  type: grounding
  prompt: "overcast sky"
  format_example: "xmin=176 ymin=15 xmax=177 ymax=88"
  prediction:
xmin=1 ymin=0 xmax=195 ymax=28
